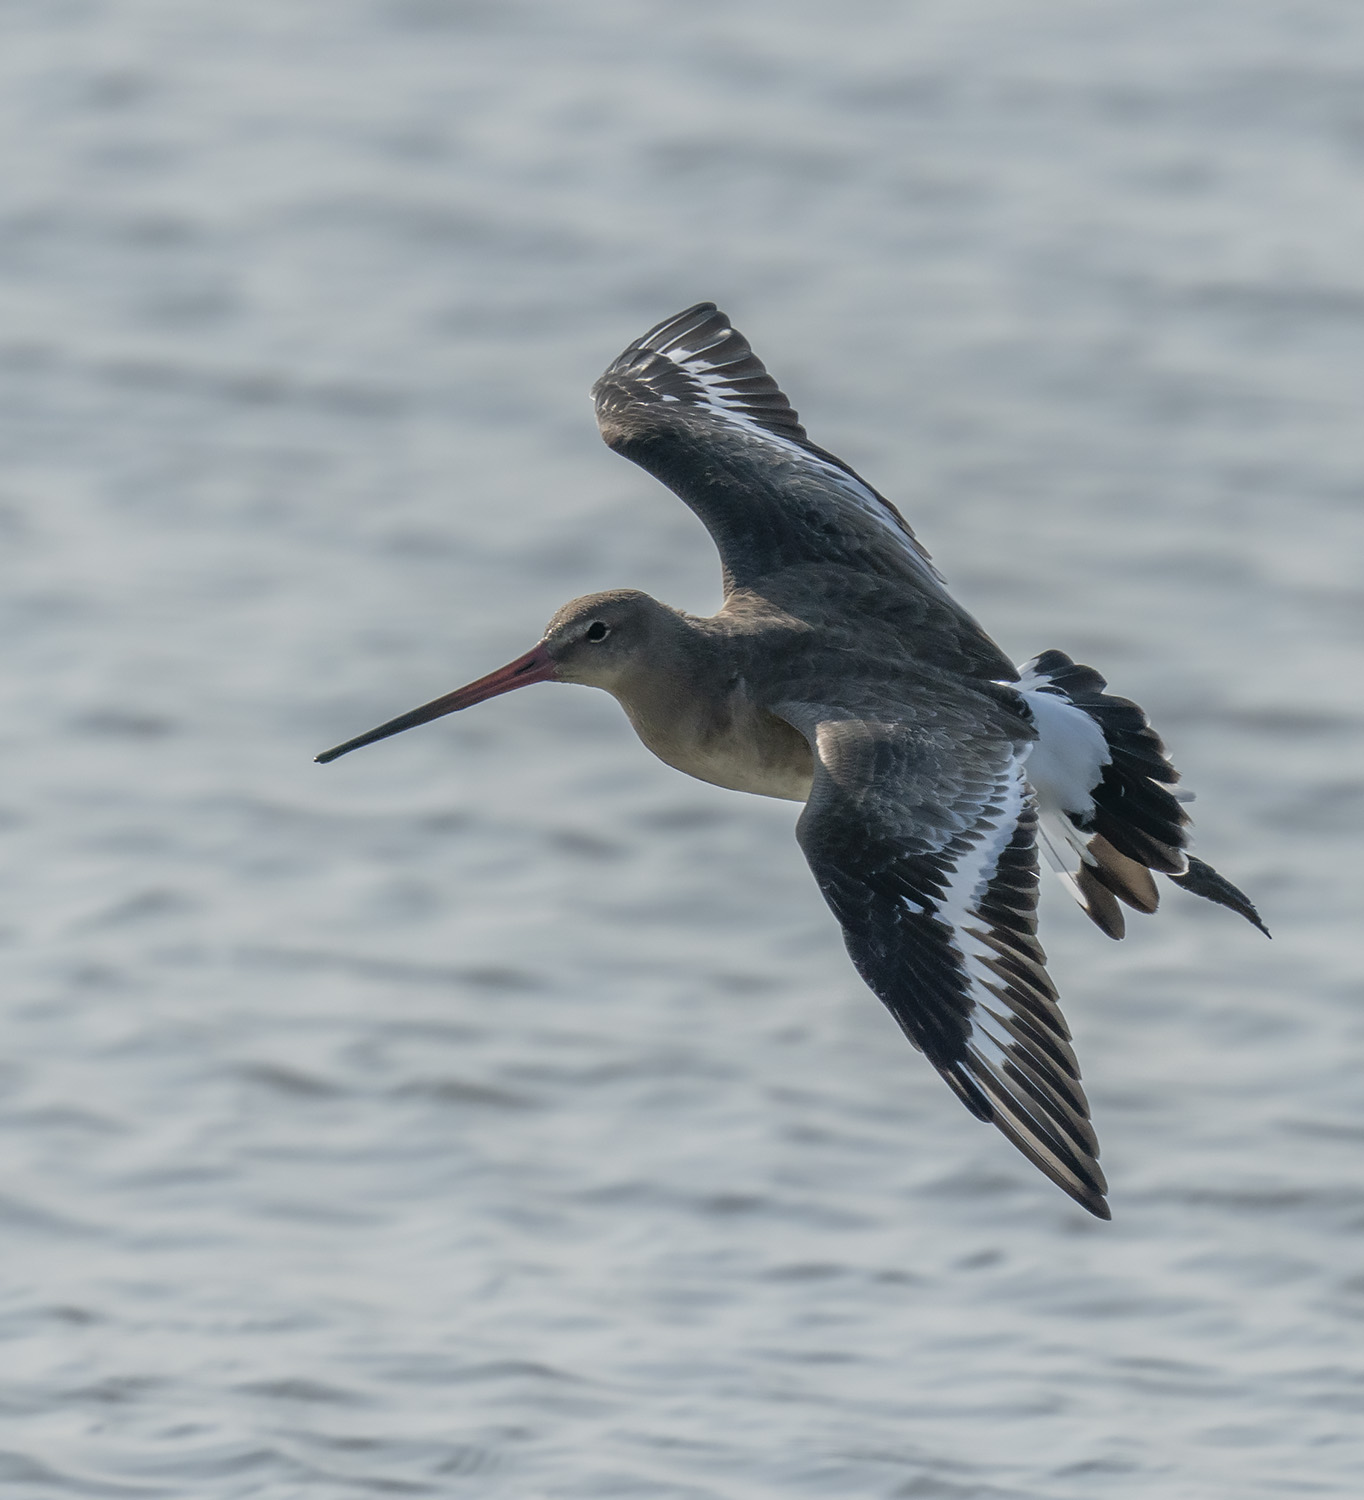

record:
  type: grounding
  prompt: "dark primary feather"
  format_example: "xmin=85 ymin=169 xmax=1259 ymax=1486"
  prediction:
xmin=1170 ymin=856 xmax=1270 ymax=936
xmin=776 ymin=696 xmax=1110 ymax=1219
xmin=1025 ymin=651 xmax=1269 ymax=937
xmin=593 ymin=302 xmax=812 ymax=447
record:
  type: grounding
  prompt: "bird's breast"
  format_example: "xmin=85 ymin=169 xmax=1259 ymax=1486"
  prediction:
xmin=620 ymin=684 xmax=814 ymax=803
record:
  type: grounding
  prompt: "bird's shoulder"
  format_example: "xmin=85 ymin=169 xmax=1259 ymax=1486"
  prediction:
xmin=708 ymin=582 xmax=1027 ymax=715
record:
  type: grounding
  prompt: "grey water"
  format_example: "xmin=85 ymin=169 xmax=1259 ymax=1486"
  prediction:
xmin=1 ymin=2 xmax=1361 ymax=1495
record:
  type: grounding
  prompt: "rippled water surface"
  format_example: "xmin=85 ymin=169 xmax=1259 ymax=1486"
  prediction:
xmin=2 ymin=2 xmax=1362 ymax=1496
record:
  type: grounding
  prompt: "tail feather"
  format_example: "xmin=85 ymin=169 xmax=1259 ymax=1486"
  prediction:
xmin=1017 ymin=651 xmax=1266 ymax=938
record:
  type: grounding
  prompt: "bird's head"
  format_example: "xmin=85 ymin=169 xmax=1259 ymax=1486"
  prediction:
xmin=315 ymin=589 xmax=671 ymax=764
xmin=540 ymin=589 xmax=670 ymax=691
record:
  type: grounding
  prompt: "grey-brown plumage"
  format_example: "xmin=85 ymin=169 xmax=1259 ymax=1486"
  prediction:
xmin=319 ymin=302 xmax=1268 ymax=1219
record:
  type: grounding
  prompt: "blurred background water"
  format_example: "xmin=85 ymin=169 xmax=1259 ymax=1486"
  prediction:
xmin=0 ymin=2 xmax=1361 ymax=1496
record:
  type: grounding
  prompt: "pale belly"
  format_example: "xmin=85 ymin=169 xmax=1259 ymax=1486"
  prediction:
xmin=626 ymin=703 xmax=815 ymax=803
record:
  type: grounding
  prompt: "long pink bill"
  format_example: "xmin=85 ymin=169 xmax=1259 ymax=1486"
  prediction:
xmin=315 ymin=643 xmax=557 ymax=764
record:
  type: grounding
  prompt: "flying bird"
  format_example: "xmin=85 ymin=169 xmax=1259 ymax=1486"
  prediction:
xmin=319 ymin=303 xmax=1267 ymax=1218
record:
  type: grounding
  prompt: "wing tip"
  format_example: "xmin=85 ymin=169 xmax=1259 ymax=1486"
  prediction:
xmin=942 ymin=1049 xmax=1112 ymax=1218
xmin=989 ymin=1106 xmax=1111 ymax=1219
xmin=1168 ymin=855 xmax=1271 ymax=937
xmin=593 ymin=302 xmax=811 ymax=447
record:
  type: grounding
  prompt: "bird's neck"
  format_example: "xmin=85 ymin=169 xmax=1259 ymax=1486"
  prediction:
xmin=608 ymin=612 xmax=731 ymax=743
xmin=608 ymin=615 xmax=813 ymax=802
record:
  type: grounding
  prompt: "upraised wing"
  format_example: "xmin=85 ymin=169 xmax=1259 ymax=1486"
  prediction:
xmin=592 ymin=303 xmax=945 ymax=596
xmin=777 ymin=697 xmax=1109 ymax=1218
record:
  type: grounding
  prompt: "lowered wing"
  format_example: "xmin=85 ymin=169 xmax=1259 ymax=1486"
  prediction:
xmin=777 ymin=697 xmax=1109 ymax=1218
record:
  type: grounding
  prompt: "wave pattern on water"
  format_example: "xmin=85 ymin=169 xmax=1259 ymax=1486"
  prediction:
xmin=1 ymin=1 xmax=1361 ymax=1496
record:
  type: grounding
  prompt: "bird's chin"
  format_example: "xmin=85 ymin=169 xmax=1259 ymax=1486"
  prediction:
xmin=554 ymin=670 xmax=609 ymax=693
xmin=544 ymin=657 xmax=618 ymax=693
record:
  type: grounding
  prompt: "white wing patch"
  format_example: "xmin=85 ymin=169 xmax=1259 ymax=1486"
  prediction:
xmin=926 ymin=751 xmax=1103 ymax=1202
xmin=930 ymin=751 xmax=1033 ymax=1062
xmin=790 ymin=704 xmax=1107 ymax=1214
xmin=935 ymin=751 xmax=1030 ymax=927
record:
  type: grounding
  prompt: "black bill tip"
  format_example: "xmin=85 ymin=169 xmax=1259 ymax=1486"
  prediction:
xmin=315 ymin=727 xmax=393 ymax=764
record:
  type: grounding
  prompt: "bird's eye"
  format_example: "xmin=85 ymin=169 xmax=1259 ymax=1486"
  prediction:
xmin=586 ymin=621 xmax=610 ymax=643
